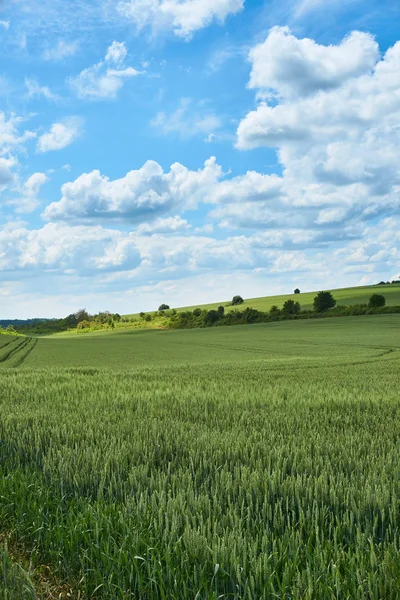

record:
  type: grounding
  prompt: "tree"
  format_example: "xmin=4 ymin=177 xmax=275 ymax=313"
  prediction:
xmin=232 ymin=295 xmax=244 ymax=306
xmin=159 ymin=304 xmax=170 ymax=311
xmin=313 ymin=291 xmax=336 ymax=312
xmin=204 ymin=310 xmax=219 ymax=325
xmin=282 ymin=299 xmax=301 ymax=315
xmin=294 ymin=288 xmax=300 ymax=294
xmin=368 ymin=294 xmax=386 ymax=308
xmin=193 ymin=308 xmax=202 ymax=317
xmin=139 ymin=312 xmax=146 ymax=320
xmin=75 ymin=308 xmax=90 ymax=323
xmin=113 ymin=313 xmax=121 ymax=322
xmin=145 ymin=314 xmax=152 ymax=322
xmin=217 ymin=306 xmax=225 ymax=318
xmin=269 ymin=305 xmax=280 ymax=317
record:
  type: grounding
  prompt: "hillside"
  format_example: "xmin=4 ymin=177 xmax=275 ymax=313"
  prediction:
xmin=125 ymin=283 xmax=400 ymax=319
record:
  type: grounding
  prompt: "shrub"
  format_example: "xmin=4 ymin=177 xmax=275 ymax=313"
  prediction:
xmin=232 ymin=296 xmax=244 ymax=306
xmin=368 ymin=294 xmax=386 ymax=308
xmin=217 ymin=306 xmax=225 ymax=318
xmin=159 ymin=304 xmax=170 ymax=311
xmin=294 ymin=288 xmax=300 ymax=294
xmin=313 ymin=291 xmax=336 ymax=312
xmin=193 ymin=308 xmax=202 ymax=317
xmin=145 ymin=315 xmax=152 ymax=322
xmin=282 ymin=299 xmax=301 ymax=315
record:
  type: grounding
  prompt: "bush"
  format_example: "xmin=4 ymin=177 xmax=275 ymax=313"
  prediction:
xmin=145 ymin=315 xmax=152 ymax=322
xmin=269 ymin=305 xmax=281 ymax=317
xmin=313 ymin=291 xmax=336 ymax=312
xmin=368 ymin=294 xmax=386 ymax=308
xmin=217 ymin=306 xmax=225 ymax=318
xmin=232 ymin=296 xmax=244 ymax=306
xmin=282 ymin=299 xmax=301 ymax=315
xmin=193 ymin=308 xmax=202 ymax=317
xmin=294 ymin=288 xmax=300 ymax=294
xmin=159 ymin=304 xmax=170 ymax=311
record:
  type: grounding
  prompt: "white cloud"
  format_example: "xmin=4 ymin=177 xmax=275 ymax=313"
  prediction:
xmin=70 ymin=41 xmax=140 ymax=100
xmin=105 ymin=41 xmax=128 ymax=65
xmin=117 ymin=0 xmax=244 ymax=39
xmin=8 ymin=172 xmax=49 ymax=214
xmin=137 ymin=216 xmax=191 ymax=235
xmin=152 ymin=98 xmax=222 ymax=139
xmin=42 ymin=39 xmax=79 ymax=61
xmin=25 ymin=78 xmax=59 ymax=101
xmin=233 ymin=30 xmax=400 ymax=236
xmin=0 ymin=222 xmax=141 ymax=276
xmin=0 ymin=20 xmax=10 ymax=29
xmin=43 ymin=157 xmax=222 ymax=223
xmin=0 ymin=112 xmax=35 ymax=156
xmin=248 ymin=27 xmax=379 ymax=100
xmin=36 ymin=118 xmax=83 ymax=153
xmin=0 ymin=157 xmax=16 ymax=190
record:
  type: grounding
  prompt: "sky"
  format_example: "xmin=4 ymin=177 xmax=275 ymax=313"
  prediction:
xmin=0 ymin=0 xmax=400 ymax=318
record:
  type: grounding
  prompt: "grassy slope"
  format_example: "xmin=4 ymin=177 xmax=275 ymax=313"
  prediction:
xmin=174 ymin=283 xmax=400 ymax=313
xmin=123 ymin=283 xmax=400 ymax=319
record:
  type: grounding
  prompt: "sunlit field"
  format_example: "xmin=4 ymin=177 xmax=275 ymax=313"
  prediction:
xmin=1 ymin=315 xmax=400 ymax=598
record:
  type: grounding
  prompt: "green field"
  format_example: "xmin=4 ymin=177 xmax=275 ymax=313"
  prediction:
xmin=1 ymin=316 xmax=400 ymax=598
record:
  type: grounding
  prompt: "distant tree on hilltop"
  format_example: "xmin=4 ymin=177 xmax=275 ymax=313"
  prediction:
xmin=159 ymin=304 xmax=170 ymax=311
xmin=313 ymin=291 xmax=336 ymax=312
xmin=294 ymin=288 xmax=300 ymax=294
xmin=232 ymin=295 xmax=244 ymax=306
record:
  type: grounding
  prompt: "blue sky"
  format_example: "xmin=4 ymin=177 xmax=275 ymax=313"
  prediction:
xmin=0 ymin=0 xmax=399 ymax=318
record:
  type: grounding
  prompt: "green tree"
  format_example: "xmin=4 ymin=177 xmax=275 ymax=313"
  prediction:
xmin=282 ymin=299 xmax=301 ymax=315
xmin=294 ymin=288 xmax=300 ymax=294
xmin=368 ymin=294 xmax=386 ymax=308
xmin=217 ymin=306 xmax=225 ymax=318
xmin=158 ymin=304 xmax=170 ymax=311
xmin=269 ymin=305 xmax=280 ymax=317
xmin=313 ymin=291 xmax=336 ymax=312
xmin=232 ymin=295 xmax=244 ymax=306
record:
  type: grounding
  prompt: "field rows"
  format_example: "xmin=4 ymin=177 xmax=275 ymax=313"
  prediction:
xmin=0 ymin=316 xmax=399 ymax=598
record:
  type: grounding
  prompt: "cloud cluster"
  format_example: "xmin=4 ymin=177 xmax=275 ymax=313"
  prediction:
xmin=43 ymin=157 xmax=222 ymax=222
xmin=69 ymin=41 xmax=140 ymax=99
xmin=234 ymin=28 xmax=400 ymax=232
xmin=117 ymin=0 xmax=244 ymax=39
xmin=0 ymin=223 xmax=141 ymax=276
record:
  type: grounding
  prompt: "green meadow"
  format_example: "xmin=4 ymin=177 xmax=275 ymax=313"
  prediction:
xmin=1 ymin=313 xmax=400 ymax=598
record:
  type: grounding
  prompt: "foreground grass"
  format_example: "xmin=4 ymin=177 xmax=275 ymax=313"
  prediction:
xmin=1 ymin=317 xmax=400 ymax=598
xmin=0 ymin=545 xmax=36 ymax=600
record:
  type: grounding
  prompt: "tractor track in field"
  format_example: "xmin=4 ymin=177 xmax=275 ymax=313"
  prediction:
xmin=0 ymin=337 xmax=38 ymax=368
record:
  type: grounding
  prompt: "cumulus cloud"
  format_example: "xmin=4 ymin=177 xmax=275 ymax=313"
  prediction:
xmin=151 ymin=98 xmax=222 ymax=139
xmin=36 ymin=117 xmax=83 ymax=153
xmin=233 ymin=29 xmax=400 ymax=235
xmin=0 ymin=157 xmax=16 ymax=190
xmin=248 ymin=28 xmax=379 ymax=99
xmin=69 ymin=41 xmax=140 ymax=100
xmin=0 ymin=223 xmax=141 ymax=275
xmin=117 ymin=0 xmax=244 ymax=39
xmin=43 ymin=157 xmax=222 ymax=223
xmin=137 ymin=216 xmax=191 ymax=235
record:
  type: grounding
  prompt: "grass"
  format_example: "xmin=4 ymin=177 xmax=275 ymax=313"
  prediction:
xmin=1 ymin=316 xmax=400 ymax=598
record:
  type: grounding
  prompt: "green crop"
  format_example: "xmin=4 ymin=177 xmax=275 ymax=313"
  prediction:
xmin=0 ymin=315 xmax=399 ymax=598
